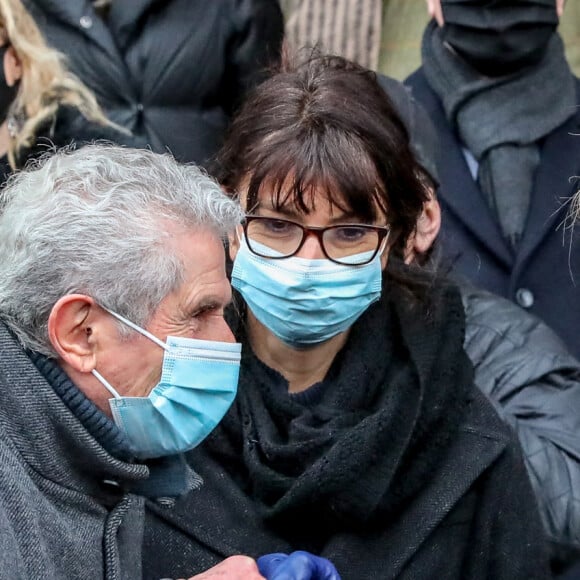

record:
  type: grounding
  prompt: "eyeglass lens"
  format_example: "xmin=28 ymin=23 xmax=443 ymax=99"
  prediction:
xmin=245 ymin=218 xmax=382 ymax=265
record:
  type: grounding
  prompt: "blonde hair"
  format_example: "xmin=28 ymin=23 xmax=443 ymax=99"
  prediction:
xmin=0 ymin=0 xmax=122 ymax=168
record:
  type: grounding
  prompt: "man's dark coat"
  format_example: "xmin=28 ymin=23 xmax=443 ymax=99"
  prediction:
xmin=406 ymin=70 xmax=580 ymax=358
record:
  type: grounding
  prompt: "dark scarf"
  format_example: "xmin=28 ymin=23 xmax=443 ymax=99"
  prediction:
xmin=422 ymin=21 xmax=576 ymax=248
xmin=201 ymin=281 xmax=473 ymax=550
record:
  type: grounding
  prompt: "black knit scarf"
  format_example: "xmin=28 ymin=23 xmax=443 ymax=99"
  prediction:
xmin=201 ymin=281 xmax=473 ymax=549
xmin=422 ymin=21 xmax=576 ymax=248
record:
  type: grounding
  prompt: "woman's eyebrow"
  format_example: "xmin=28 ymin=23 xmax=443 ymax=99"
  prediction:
xmin=256 ymin=204 xmax=361 ymax=224
xmin=253 ymin=205 xmax=300 ymax=219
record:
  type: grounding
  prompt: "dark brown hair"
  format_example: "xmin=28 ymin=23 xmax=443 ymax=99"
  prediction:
xmin=214 ymin=53 xmax=436 ymax=296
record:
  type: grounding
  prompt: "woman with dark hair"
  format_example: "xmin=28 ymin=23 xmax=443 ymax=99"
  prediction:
xmin=144 ymin=55 xmax=550 ymax=580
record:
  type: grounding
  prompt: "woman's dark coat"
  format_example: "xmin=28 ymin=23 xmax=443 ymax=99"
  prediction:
xmin=24 ymin=0 xmax=284 ymax=165
xmin=144 ymin=283 xmax=549 ymax=580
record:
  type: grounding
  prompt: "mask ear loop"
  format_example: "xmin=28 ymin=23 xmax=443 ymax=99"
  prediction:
xmin=235 ymin=225 xmax=244 ymax=245
xmin=102 ymin=307 xmax=170 ymax=352
xmin=92 ymin=369 xmax=122 ymax=399
xmin=378 ymin=230 xmax=390 ymax=256
xmin=91 ymin=306 xmax=170 ymax=399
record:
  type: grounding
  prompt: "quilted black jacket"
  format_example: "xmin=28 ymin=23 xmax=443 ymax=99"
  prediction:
xmin=25 ymin=0 xmax=284 ymax=165
xmin=462 ymin=282 xmax=580 ymax=570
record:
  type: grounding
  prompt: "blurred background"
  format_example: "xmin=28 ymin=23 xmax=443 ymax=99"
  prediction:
xmin=280 ymin=0 xmax=580 ymax=79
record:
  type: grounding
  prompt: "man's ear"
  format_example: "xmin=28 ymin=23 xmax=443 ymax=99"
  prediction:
xmin=405 ymin=195 xmax=441 ymax=264
xmin=4 ymin=45 xmax=22 ymax=87
xmin=47 ymin=295 xmax=102 ymax=374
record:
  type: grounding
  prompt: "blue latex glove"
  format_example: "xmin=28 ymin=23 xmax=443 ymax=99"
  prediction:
xmin=257 ymin=551 xmax=341 ymax=580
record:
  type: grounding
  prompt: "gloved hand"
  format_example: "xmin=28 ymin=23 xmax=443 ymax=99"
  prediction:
xmin=257 ymin=551 xmax=341 ymax=580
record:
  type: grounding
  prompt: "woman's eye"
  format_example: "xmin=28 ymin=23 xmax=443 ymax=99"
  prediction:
xmin=264 ymin=219 xmax=292 ymax=233
xmin=335 ymin=227 xmax=366 ymax=242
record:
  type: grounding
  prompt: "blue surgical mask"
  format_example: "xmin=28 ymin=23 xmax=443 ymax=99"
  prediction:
xmin=231 ymin=237 xmax=383 ymax=348
xmin=91 ymin=308 xmax=241 ymax=459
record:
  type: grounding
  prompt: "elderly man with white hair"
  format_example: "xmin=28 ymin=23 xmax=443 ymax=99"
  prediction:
xmin=0 ymin=144 xmax=339 ymax=580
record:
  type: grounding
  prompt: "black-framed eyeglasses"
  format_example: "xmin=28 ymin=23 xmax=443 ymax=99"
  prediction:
xmin=241 ymin=216 xmax=390 ymax=265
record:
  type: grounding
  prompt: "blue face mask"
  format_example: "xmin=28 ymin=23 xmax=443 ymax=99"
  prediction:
xmin=91 ymin=308 xmax=241 ymax=459
xmin=231 ymin=237 xmax=383 ymax=349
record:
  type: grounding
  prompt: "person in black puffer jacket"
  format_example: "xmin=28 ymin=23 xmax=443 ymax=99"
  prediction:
xmin=410 ymin=195 xmax=580 ymax=575
xmin=380 ymin=71 xmax=580 ymax=575
xmin=462 ymin=282 xmax=580 ymax=574
xmin=389 ymin=77 xmax=580 ymax=574
xmin=23 ymin=0 xmax=284 ymax=166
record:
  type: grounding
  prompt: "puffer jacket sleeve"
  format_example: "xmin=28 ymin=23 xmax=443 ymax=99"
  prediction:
xmin=223 ymin=0 xmax=284 ymax=115
xmin=460 ymin=282 xmax=580 ymax=561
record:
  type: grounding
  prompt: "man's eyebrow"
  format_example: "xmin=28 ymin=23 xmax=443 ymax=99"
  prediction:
xmin=190 ymin=296 xmax=231 ymax=314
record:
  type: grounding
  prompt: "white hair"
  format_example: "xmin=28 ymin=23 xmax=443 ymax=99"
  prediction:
xmin=0 ymin=144 xmax=244 ymax=356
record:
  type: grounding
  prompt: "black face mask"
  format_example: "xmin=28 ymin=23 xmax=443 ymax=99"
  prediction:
xmin=440 ymin=0 xmax=559 ymax=76
xmin=0 ymin=45 xmax=18 ymax=125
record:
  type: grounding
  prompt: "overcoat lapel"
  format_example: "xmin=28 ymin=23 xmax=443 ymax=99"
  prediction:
xmin=46 ymin=0 xmax=119 ymax=62
xmin=410 ymin=70 xmax=580 ymax=276
xmin=146 ymin=457 xmax=292 ymax=559
xmin=381 ymin=429 xmax=506 ymax=575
